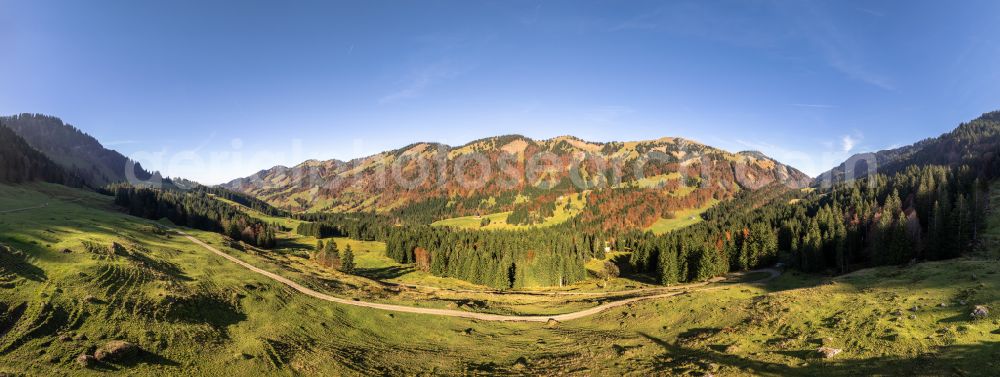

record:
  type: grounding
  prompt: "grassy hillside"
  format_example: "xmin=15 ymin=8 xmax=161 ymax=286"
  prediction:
xmin=646 ymin=199 xmax=719 ymax=235
xmin=2 ymin=183 xmax=999 ymax=376
xmin=431 ymin=192 xmax=587 ymax=230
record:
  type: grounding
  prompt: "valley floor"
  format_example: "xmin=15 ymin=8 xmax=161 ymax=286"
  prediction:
xmin=0 ymin=183 xmax=999 ymax=376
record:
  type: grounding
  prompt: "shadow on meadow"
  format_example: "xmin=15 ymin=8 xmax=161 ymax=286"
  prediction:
xmin=356 ymin=265 xmax=415 ymax=280
xmin=0 ymin=244 xmax=46 ymax=282
xmin=639 ymin=332 xmax=1000 ymax=376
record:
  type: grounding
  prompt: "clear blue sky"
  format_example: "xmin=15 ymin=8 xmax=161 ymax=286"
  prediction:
xmin=3 ymin=0 xmax=1000 ymax=184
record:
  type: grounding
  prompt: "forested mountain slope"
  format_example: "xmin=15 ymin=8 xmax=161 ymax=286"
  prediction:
xmin=0 ymin=113 xmax=156 ymax=187
xmin=0 ymin=122 xmax=81 ymax=186
xmin=622 ymin=111 xmax=1000 ymax=287
xmin=817 ymin=111 xmax=1000 ymax=185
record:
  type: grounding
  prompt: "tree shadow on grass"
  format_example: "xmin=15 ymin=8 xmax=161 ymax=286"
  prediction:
xmin=90 ymin=349 xmax=182 ymax=372
xmin=162 ymin=292 xmax=247 ymax=334
xmin=126 ymin=251 xmax=191 ymax=282
xmin=356 ymin=265 xmax=415 ymax=280
xmin=123 ymin=349 xmax=182 ymax=368
xmin=937 ymin=312 xmax=974 ymax=324
xmin=276 ymin=237 xmax=312 ymax=250
xmin=608 ymin=254 xmax=660 ymax=286
xmin=0 ymin=245 xmax=46 ymax=282
xmin=638 ymin=332 xmax=1000 ymax=377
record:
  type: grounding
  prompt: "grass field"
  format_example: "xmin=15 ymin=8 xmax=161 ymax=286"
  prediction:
xmin=211 ymin=195 xmax=304 ymax=231
xmin=2 ymin=182 xmax=1000 ymax=376
xmin=431 ymin=191 xmax=587 ymax=230
xmin=646 ymin=199 xmax=720 ymax=235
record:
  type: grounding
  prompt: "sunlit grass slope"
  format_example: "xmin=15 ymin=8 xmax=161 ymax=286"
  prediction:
xmin=1 ymin=182 xmax=998 ymax=376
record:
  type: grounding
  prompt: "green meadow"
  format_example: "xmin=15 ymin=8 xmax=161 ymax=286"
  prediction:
xmin=1 ymin=183 xmax=998 ymax=376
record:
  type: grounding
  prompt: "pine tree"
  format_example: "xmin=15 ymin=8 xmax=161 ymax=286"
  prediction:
xmin=890 ymin=210 xmax=913 ymax=264
xmin=927 ymin=200 xmax=948 ymax=260
xmin=591 ymin=235 xmax=605 ymax=259
xmin=322 ymin=241 xmax=341 ymax=268
xmin=340 ymin=244 xmax=356 ymax=273
xmin=873 ymin=190 xmax=905 ymax=265
xmin=952 ymin=194 xmax=971 ymax=256
xmin=834 ymin=219 xmax=848 ymax=273
xmin=738 ymin=237 xmax=752 ymax=271
xmin=803 ymin=219 xmax=823 ymax=272
xmin=694 ymin=246 xmax=716 ymax=281
xmin=658 ymin=241 xmax=679 ymax=285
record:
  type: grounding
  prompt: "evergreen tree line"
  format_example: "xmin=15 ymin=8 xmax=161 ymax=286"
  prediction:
xmin=312 ymin=239 xmax=355 ymax=273
xmin=0 ymin=123 xmax=83 ymax=187
xmin=390 ymin=186 xmax=561 ymax=225
xmin=294 ymin=212 xmax=395 ymax=241
xmin=506 ymin=200 xmax=556 ymax=225
xmin=109 ymin=185 xmax=278 ymax=248
xmin=384 ymin=226 xmax=588 ymax=289
xmin=623 ymin=163 xmax=993 ymax=286
xmin=195 ymin=186 xmax=290 ymax=218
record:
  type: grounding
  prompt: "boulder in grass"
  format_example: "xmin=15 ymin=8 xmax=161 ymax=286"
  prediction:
xmin=94 ymin=340 xmax=139 ymax=363
xmin=816 ymin=347 xmax=842 ymax=359
xmin=513 ymin=356 xmax=529 ymax=370
xmin=723 ymin=344 xmax=741 ymax=354
xmin=546 ymin=318 xmax=560 ymax=328
xmin=76 ymin=354 xmax=96 ymax=368
xmin=971 ymin=305 xmax=990 ymax=320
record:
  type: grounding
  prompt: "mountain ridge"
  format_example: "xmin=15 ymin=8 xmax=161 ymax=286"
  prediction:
xmin=222 ymin=134 xmax=812 ymax=213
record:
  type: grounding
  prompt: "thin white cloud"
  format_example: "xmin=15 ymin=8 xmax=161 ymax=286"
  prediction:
xmin=609 ymin=4 xmax=785 ymax=48
xmin=841 ymin=135 xmax=857 ymax=152
xmin=791 ymin=103 xmax=837 ymax=109
xmin=789 ymin=3 xmax=895 ymax=91
xmin=612 ymin=2 xmax=895 ymax=90
xmin=733 ymin=133 xmax=870 ymax=178
xmin=103 ymin=140 xmax=140 ymax=146
xmin=379 ymin=61 xmax=468 ymax=104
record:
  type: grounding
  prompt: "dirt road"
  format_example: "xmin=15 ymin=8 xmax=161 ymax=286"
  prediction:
xmin=178 ymin=230 xmax=779 ymax=323
xmin=0 ymin=198 xmax=82 ymax=214
xmin=0 ymin=203 xmax=49 ymax=214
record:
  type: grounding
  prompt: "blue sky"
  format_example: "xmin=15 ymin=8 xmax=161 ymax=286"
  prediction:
xmin=3 ymin=0 xmax=1000 ymax=184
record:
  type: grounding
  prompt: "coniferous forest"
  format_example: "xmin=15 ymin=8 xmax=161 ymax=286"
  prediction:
xmin=110 ymin=185 xmax=278 ymax=248
xmin=0 ymin=123 xmax=82 ymax=186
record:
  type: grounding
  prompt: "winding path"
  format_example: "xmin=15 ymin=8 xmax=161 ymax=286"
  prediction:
xmin=0 ymin=198 xmax=82 ymax=214
xmin=178 ymin=229 xmax=780 ymax=322
xmin=0 ymin=202 xmax=49 ymax=214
